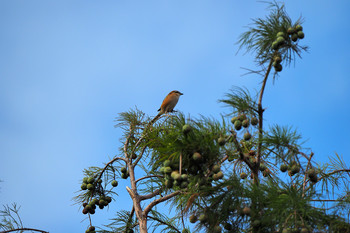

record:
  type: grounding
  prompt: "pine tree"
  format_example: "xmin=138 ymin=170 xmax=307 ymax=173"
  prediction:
xmin=75 ymin=2 xmax=350 ymax=233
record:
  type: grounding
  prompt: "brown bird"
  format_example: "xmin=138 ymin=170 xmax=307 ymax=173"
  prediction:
xmin=157 ymin=90 xmax=183 ymax=115
xmin=148 ymin=90 xmax=183 ymax=127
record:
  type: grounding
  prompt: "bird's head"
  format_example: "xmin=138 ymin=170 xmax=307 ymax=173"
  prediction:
xmin=170 ymin=90 xmax=183 ymax=97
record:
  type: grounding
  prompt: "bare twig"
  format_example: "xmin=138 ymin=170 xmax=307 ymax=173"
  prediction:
xmin=126 ymin=206 xmax=135 ymax=231
xmin=310 ymin=199 xmax=342 ymax=202
xmin=124 ymin=126 xmax=133 ymax=158
xmin=94 ymin=156 xmax=126 ymax=188
xmin=135 ymin=175 xmax=163 ymax=184
xmin=143 ymin=191 xmax=182 ymax=216
xmin=302 ymin=152 xmax=314 ymax=196
xmin=139 ymin=189 xmax=162 ymax=201
xmin=132 ymin=145 xmax=147 ymax=168
xmin=1 ymin=228 xmax=49 ymax=233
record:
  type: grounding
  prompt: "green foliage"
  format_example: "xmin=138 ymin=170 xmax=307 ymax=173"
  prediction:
xmin=148 ymin=113 xmax=228 ymax=179
xmin=148 ymin=210 xmax=184 ymax=233
xmin=219 ymin=87 xmax=257 ymax=117
xmin=74 ymin=2 xmax=350 ymax=233
xmin=115 ymin=107 xmax=147 ymax=132
xmin=263 ymin=124 xmax=303 ymax=163
xmin=237 ymin=1 xmax=308 ymax=66
xmin=100 ymin=210 xmax=138 ymax=233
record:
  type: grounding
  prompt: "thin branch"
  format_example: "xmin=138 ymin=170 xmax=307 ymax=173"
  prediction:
xmin=180 ymin=204 xmax=185 ymax=230
xmin=240 ymin=66 xmax=265 ymax=77
xmin=318 ymin=169 xmax=350 ymax=182
xmin=310 ymin=199 xmax=341 ymax=202
xmin=88 ymin=214 xmax=92 ymax=229
xmin=1 ymin=228 xmax=49 ymax=233
xmin=131 ymin=136 xmax=145 ymax=158
xmin=95 ymin=156 xmax=126 ymax=183
xmin=13 ymin=207 xmax=23 ymax=229
xmin=132 ymin=145 xmax=147 ymax=168
xmin=146 ymin=112 xmax=162 ymax=130
xmin=132 ymin=114 xmax=169 ymax=168
xmin=126 ymin=206 xmax=135 ymax=231
xmin=295 ymin=150 xmax=311 ymax=161
xmin=220 ymin=154 xmax=229 ymax=164
xmin=124 ymin=126 xmax=133 ymax=158
xmin=135 ymin=175 xmax=163 ymax=184
xmin=302 ymin=152 xmax=314 ymax=196
xmin=257 ymin=59 xmax=273 ymax=164
xmin=139 ymin=189 xmax=161 ymax=201
xmin=131 ymin=113 xmax=165 ymax=161
xmin=143 ymin=191 xmax=182 ymax=216
xmin=1 ymin=204 xmax=22 ymax=229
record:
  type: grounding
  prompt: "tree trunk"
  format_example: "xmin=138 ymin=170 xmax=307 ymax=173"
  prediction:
xmin=139 ymin=215 xmax=148 ymax=233
xmin=126 ymin=186 xmax=148 ymax=233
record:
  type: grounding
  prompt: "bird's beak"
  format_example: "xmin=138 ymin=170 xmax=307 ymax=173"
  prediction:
xmin=180 ymin=92 xmax=184 ymax=95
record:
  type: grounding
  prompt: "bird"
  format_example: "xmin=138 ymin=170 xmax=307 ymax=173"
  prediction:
xmin=157 ymin=90 xmax=183 ymax=115
xmin=148 ymin=90 xmax=183 ymax=127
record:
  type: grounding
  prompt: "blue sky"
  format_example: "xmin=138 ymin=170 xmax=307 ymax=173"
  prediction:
xmin=1 ymin=1 xmax=350 ymax=232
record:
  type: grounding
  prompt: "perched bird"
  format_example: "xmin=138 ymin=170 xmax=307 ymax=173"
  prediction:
xmin=157 ymin=90 xmax=183 ymax=115
xmin=148 ymin=90 xmax=183 ymax=127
